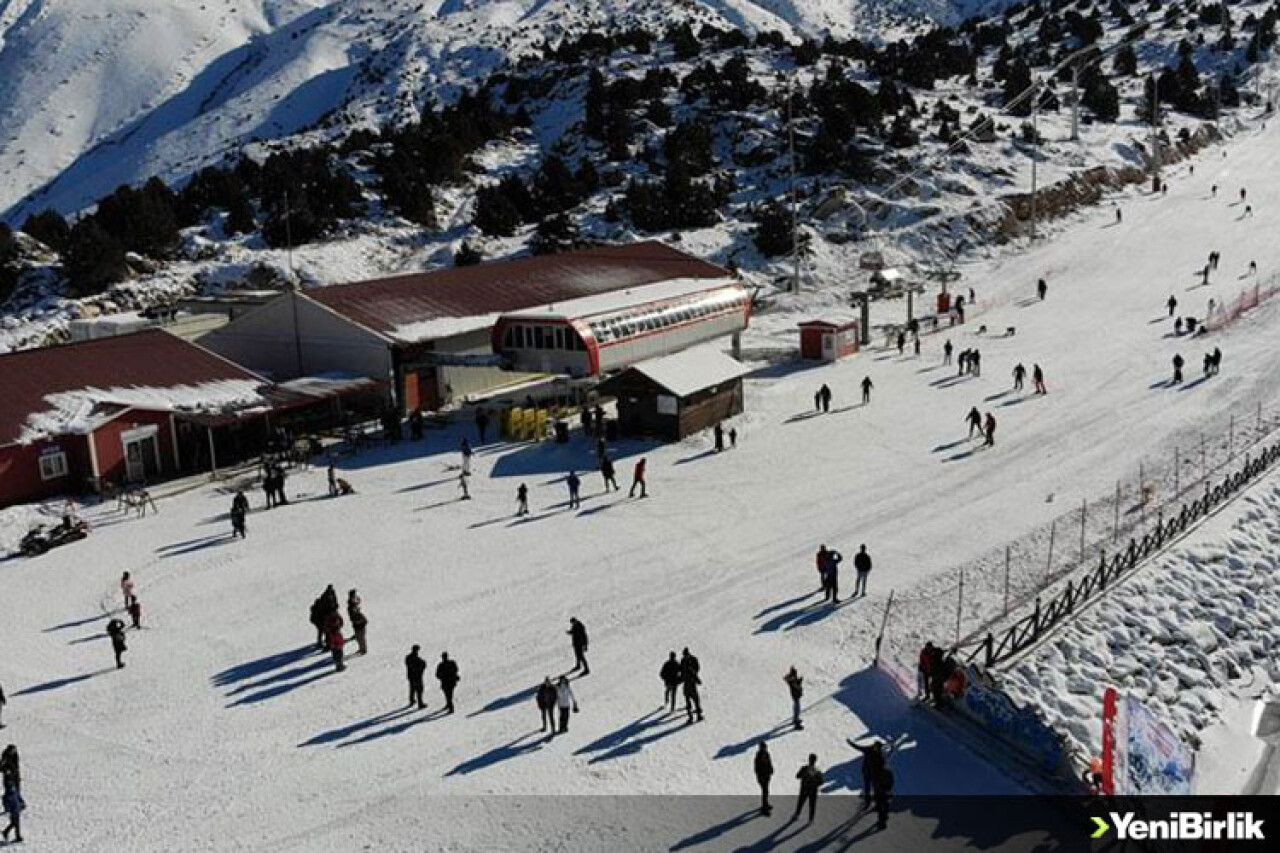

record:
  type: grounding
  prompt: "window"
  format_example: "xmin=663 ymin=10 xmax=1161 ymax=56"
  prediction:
xmin=39 ymin=450 xmax=69 ymax=481
xmin=553 ymin=327 xmax=565 ymax=350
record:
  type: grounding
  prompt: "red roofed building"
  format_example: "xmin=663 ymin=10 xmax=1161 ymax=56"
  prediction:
xmin=199 ymin=241 xmax=738 ymax=412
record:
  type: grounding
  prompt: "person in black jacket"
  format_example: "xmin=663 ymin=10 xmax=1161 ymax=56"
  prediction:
xmin=793 ymin=754 xmax=824 ymax=822
xmin=853 ymin=545 xmax=872 ymax=597
xmin=680 ymin=648 xmax=703 ymax=722
xmin=435 ymin=652 xmax=459 ymax=714
xmin=405 ymin=646 xmax=427 ymax=709
xmin=536 ymin=677 xmax=557 ymax=733
xmin=659 ymin=652 xmax=682 ymax=712
xmin=754 ymin=743 xmax=774 ymax=816
xmin=851 ymin=740 xmax=887 ymax=807
xmin=106 ymin=618 xmax=128 ymax=668
xmin=568 ymin=618 xmax=589 ymax=675
xmin=600 ymin=455 xmax=619 ymax=492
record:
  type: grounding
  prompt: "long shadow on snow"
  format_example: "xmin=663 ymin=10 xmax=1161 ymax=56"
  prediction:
xmin=575 ymin=707 xmax=689 ymax=763
xmin=754 ymin=596 xmax=856 ymax=634
xmin=669 ymin=808 xmax=765 ymax=851
xmin=489 ymin=439 xmax=651 ymax=478
xmin=44 ymin=613 xmax=108 ymax=632
xmin=14 ymin=672 xmax=101 ymax=695
xmin=211 ymin=644 xmax=318 ymax=687
xmin=755 ymin=590 xmax=821 ymax=619
xmin=339 ymin=707 xmax=449 ymax=747
xmin=714 ymin=720 xmax=797 ymax=759
xmin=227 ymin=669 xmax=332 ymax=707
xmin=225 ymin=657 xmax=333 ymax=698
xmin=300 ymin=707 xmax=415 ymax=746
xmin=158 ymin=535 xmax=234 ymax=558
xmin=446 ymin=729 xmax=546 ymax=776
xmin=466 ymin=683 xmax=539 ymax=719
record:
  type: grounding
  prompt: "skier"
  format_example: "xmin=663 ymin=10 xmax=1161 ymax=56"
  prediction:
xmin=861 ymin=376 xmax=874 ymax=405
xmin=793 ymin=754 xmax=824 ymax=823
xmin=516 ymin=483 xmax=530 ymax=517
xmin=121 ymin=572 xmax=136 ymax=609
xmin=1012 ymin=363 xmax=1026 ymax=391
xmin=983 ymin=412 xmax=997 ymax=447
xmin=405 ymin=645 xmax=427 ymax=709
xmin=461 ymin=438 xmax=473 ymax=476
xmin=660 ymin=652 xmax=682 ymax=712
xmin=629 ymin=458 xmax=647 ymax=498
xmin=536 ymin=677 xmax=558 ymax=733
xmin=1244 ymin=204 xmax=1253 ymax=217
xmin=328 ymin=623 xmax=346 ymax=673
xmin=554 ymin=676 xmax=578 ymax=735
xmin=1167 ymin=295 xmax=1178 ymax=317
xmin=435 ymin=652 xmax=459 ymax=714
xmin=1240 ymin=187 xmax=1247 ymax=203
xmin=966 ymin=407 xmax=982 ymax=439
xmin=1172 ymin=353 xmax=1185 ymax=384
xmin=476 ymin=408 xmax=490 ymax=444
xmin=231 ymin=491 xmax=247 ymax=538
xmin=1033 ymin=364 xmax=1046 ymax=395
xmin=755 ymin=743 xmax=774 ymax=816
xmin=853 ymin=544 xmax=872 ymax=597
xmin=566 ymin=471 xmax=581 ymax=509
xmin=568 ymin=618 xmax=589 ymax=675
xmin=128 ymin=598 xmax=142 ymax=630
xmin=784 ymin=666 xmax=804 ymax=730
xmin=107 ymin=618 xmax=128 ymax=669
xmin=943 ymin=339 xmax=953 ymax=365
xmin=714 ymin=422 xmax=725 ymax=452
xmin=681 ymin=649 xmax=703 ymax=723
xmin=600 ymin=454 xmax=619 ymax=492
xmin=1037 ymin=278 xmax=1047 ymax=300
xmin=819 ymin=384 xmax=832 ymax=413
xmin=348 ymin=590 xmax=368 ymax=656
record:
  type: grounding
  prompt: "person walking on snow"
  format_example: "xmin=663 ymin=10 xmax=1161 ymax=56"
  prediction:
xmin=436 ymin=652 xmax=459 ymax=714
xmin=121 ymin=572 xmax=136 ymax=609
xmin=714 ymin=423 xmax=725 ymax=452
xmin=660 ymin=652 xmax=682 ymax=712
xmin=516 ymin=483 xmax=530 ymax=517
xmin=1012 ymin=363 xmax=1026 ymax=391
xmin=629 ymin=458 xmax=647 ymax=498
xmin=854 ymin=544 xmax=872 ymax=597
xmin=793 ymin=754 xmax=825 ymax=823
xmin=458 ymin=470 xmax=470 ymax=500
xmin=231 ymin=491 xmax=248 ymax=538
xmin=819 ymin=384 xmax=832 ymax=413
xmin=566 ymin=471 xmax=581 ymax=509
xmin=1172 ymin=353 xmax=1185 ymax=384
xmin=943 ymin=339 xmax=953 ymax=365
xmin=347 ymin=590 xmax=368 ymax=656
xmin=405 ymin=645 xmax=427 ymax=709
xmin=681 ymin=649 xmax=703 ymax=723
xmin=896 ymin=330 xmax=906 ymax=355
xmin=128 ymin=598 xmax=142 ymax=630
xmin=107 ymin=618 xmax=128 ymax=668
xmin=460 ymin=438 xmax=473 ymax=476
xmin=983 ymin=413 xmax=997 ymax=447
xmin=1037 ymin=278 xmax=1047 ymax=300
xmin=554 ymin=676 xmax=578 ymax=735
xmin=600 ymin=454 xmax=619 ymax=492
xmin=1 ymin=779 xmax=23 ymax=845
xmin=966 ymin=407 xmax=982 ymax=439
xmin=784 ymin=667 xmax=804 ymax=730
xmin=755 ymin=743 xmax=774 ymax=816
xmin=1033 ymin=364 xmax=1046 ymax=395
xmin=815 ymin=546 xmax=831 ymax=591
xmin=861 ymin=376 xmax=874 ymax=405
xmin=1167 ymin=295 xmax=1178 ymax=317
xmin=536 ymin=677 xmax=557 ymax=733
xmin=568 ymin=618 xmax=589 ymax=675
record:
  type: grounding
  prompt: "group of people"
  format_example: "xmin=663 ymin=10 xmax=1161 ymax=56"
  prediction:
xmin=916 ymin=641 xmax=962 ymax=707
xmin=965 ymin=407 xmax=998 ymax=447
xmin=308 ymin=585 xmax=368 ymax=673
xmin=260 ymin=462 xmax=289 ymax=509
xmin=751 ymin=743 xmax=893 ymax=829
xmin=404 ymin=646 xmax=459 ymax=713
xmin=658 ymin=648 xmax=704 ymax=722
xmin=814 ymin=544 xmax=875 ymax=602
xmin=1011 ymin=363 xmax=1046 ymax=395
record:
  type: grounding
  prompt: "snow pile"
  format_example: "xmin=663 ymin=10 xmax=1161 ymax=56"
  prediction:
xmin=1001 ymin=474 xmax=1280 ymax=780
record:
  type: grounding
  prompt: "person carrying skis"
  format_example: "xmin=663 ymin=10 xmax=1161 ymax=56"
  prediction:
xmin=681 ymin=649 xmax=704 ymax=723
xmin=347 ymin=590 xmax=368 ymax=656
xmin=536 ymin=677 xmax=558 ymax=733
xmin=629 ymin=458 xmax=647 ymax=498
xmin=853 ymin=544 xmax=872 ymax=597
xmin=1033 ymin=364 xmax=1046 ymax=395
xmin=405 ymin=645 xmax=427 ymax=709
xmin=1012 ymin=363 xmax=1026 ymax=391
xmin=107 ymin=618 xmax=128 ymax=669
xmin=516 ymin=483 xmax=530 ymax=517
xmin=435 ymin=652 xmax=459 ymax=714
xmin=966 ymin=407 xmax=982 ymax=439
xmin=983 ymin=413 xmax=997 ymax=447
xmin=1172 ymin=353 xmax=1185 ymax=383
xmin=566 ymin=471 xmax=581 ymax=509
xmin=861 ymin=376 xmax=874 ymax=405
xmin=755 ymin=743 xmax=774 ymax=816
xmin=784 ymin=666 xmax=804 ymax=730
xmin=600 ymin=454 xmax=619 ymax=492
xmin=554 ymin=676 xmax=578 ymax=735
xmin=568 ymin=618 xmax=589 ymax=675
xmin=793 ymin=754 xmax=824 ymax=823
xmin=660 ymin=652 xmax=682 ymax=712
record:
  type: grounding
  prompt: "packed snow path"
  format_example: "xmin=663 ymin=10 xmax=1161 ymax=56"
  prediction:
xmin=3 ymin=119 xmax=1280 ymax=847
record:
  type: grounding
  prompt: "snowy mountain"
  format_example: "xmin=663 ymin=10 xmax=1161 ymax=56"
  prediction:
xmin=0 ymin=0 xmax=1012 ymax=222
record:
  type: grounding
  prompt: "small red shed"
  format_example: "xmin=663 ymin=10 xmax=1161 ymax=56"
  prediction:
xmin=798 ymin=320 xmax=860 ymax=362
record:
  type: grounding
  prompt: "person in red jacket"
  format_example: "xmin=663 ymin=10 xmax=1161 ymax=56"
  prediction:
xmin=328 ymin=627 xmax=346 ymax=672
xmin=629 ymin=458 xmax=647 ymax=498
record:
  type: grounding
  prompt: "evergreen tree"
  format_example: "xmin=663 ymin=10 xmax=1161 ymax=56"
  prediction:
xmin=0 ymin=223 xmax=19 ymax=302
xmin=21 ymin=209 xmax=71 ymax=253
xmin=454 ymin=241 xmax=483 ymax=266
xmin=473 ymin=184 xmax=523 ymax=237
xmin=753 ymin=201 xmax=794 ymax=257
xmin=530 ymin=213 xmax=580 ymax=255
xmin=64 ymin=219 xmax=129 ymax=295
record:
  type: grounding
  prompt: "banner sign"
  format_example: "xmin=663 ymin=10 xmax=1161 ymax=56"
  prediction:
xmin=1114 ymin=693 xmax=1194 ymax=795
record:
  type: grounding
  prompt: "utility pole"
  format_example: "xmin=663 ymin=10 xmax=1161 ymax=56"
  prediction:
xmin=787 ymin=75 xmax=800 ymax=294
xmin=1149 ymin=73 xmax=1161 ymax=190
xmin=1030 ymin=80 xmax=1040 ymax=242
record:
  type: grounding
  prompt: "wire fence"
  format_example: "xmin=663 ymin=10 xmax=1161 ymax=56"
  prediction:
xmin=877 ymin=391 xmax=1280 ymax=671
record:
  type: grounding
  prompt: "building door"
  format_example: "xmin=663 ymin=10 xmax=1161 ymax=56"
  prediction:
xmin=821 ymin=333 xmax=835 ymax=360
xmin=122 ymin=426 xmax=162 ymax=483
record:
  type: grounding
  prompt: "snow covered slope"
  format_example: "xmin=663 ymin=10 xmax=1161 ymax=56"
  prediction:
xmin=0 ymin=0 xmax=1008 ymax=221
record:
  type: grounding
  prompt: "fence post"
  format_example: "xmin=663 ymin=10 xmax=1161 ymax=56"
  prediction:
xmin=1032 ymin=596 xmax=1042 ymax=637
xmin=1229 ymin=415 xmax=1235 ymax=461
xmin=1113 ymin=481 xmax=1121 ymax=543
xmin=984 ymin=632 xmax=995 ymax=668
xmin=955 ymin=571 xmax=965 ymax=647
xmin=1045 ymin=518 xmax=1057 ymax=583
xmin=1173 ymin=446 xmax=1180 ymax=497
xmin=1201 ymin=433 xmax=1207 ymax=480
xmin=1098 ymin=551 xmax=1108 ymax=590
xmin=1003 ymin=545 xmax=1011 ymax=617
xmin=1139 ymin=461 xmax=1146 ymax=525
xmin=1079 ymin=498 xmax=1088 ymax=565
